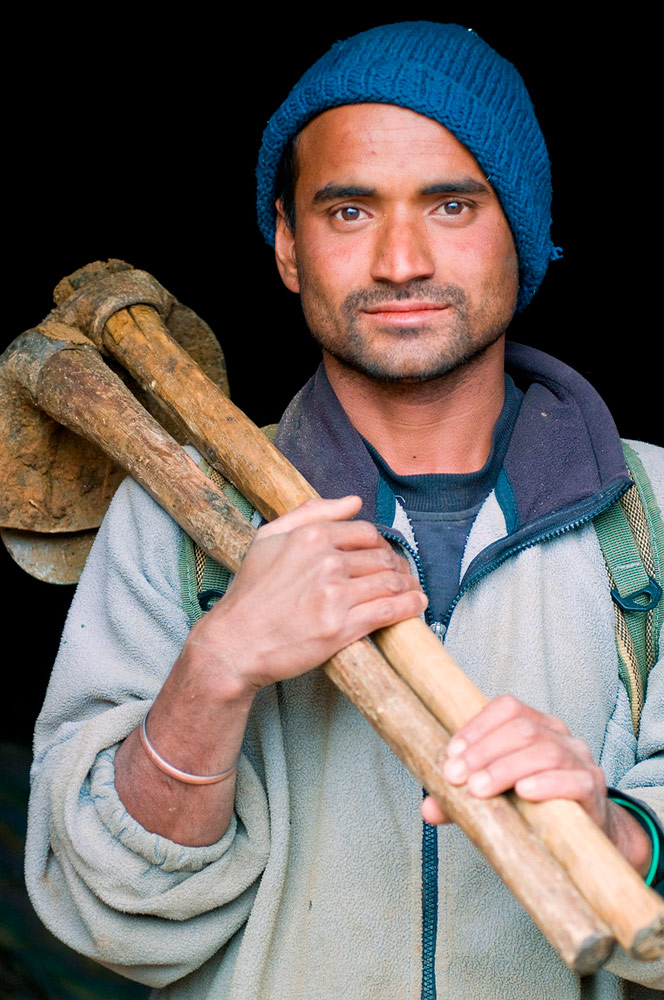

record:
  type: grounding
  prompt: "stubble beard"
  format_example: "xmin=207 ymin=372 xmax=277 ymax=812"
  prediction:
xmin=299 ymin=278 xmax=517 ymax=385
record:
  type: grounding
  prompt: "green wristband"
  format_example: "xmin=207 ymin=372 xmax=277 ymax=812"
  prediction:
xmin=609 ymin=795 xmax=661 ymax=887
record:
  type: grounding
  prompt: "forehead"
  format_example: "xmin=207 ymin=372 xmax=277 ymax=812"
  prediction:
xmin=295 ymin=104 xmax=487 ymax=187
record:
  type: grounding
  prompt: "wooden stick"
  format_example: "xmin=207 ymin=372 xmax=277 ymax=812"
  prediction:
xmin=7 ymin=327 xmax=614 ymax=974
xmin=372 ymin=620 xmax=664 ymax=962
xmin=95 ymin=303 xmax=664 ymax=962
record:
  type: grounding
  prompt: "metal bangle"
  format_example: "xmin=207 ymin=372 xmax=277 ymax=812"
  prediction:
xmin=139 ymin=711 xmax=238 ymax=785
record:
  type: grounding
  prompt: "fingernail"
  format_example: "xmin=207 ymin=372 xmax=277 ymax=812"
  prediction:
xmin=444 ymin=758 xmax=467 ymax=782
xmin=447 ymin=738 xmax=466 ymax=758
xmin=469 ymin=771 xmax=491 ymax=794
xmin=518 ymin=778 xmax=537 ymax=795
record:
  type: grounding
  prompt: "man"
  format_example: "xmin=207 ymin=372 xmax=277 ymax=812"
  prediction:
xmin=26 ymin=21 xmax=663 ymax=999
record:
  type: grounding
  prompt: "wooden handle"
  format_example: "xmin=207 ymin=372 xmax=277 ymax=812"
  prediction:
xmin=372 ymin=619 xmax=664 ymax=961
xmin=9 ymin=328 xmax=614 ymax=973
xmin=96 ymin=303 xmax=664 ymax=962
xmin=104 ymin=305 xmax=317 ymax=517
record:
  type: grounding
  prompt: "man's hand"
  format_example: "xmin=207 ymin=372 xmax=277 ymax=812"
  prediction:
xmin=421 ymin=694 xmax=653 ymax=876
xmin=116 ymin=494 xmax=427 ymax=846
xmin=189 ymin=494 xmax=428 ymax=698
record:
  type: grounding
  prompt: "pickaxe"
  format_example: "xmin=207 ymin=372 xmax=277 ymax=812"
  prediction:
xmin=2 ymin=261 xmax=663 ymax=973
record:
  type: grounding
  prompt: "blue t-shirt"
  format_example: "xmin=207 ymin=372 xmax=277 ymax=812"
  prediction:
xmin=365 ymin=376 xmax=523 ymax=625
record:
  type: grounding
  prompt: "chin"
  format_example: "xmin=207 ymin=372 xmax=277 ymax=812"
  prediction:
xmin=328 ymin=333 xmax=505 ymax=385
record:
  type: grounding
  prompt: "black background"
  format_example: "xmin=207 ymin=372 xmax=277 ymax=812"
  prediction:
xmin=4 ymin=11 xmax=660 ymax=745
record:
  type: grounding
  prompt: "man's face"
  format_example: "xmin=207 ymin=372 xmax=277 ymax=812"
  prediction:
xmin=275 ymin=104 xmax=519 ymax=384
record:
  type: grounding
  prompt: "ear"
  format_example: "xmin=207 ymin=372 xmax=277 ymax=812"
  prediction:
xmin=274 ymin=200 xmax=300 ymax=294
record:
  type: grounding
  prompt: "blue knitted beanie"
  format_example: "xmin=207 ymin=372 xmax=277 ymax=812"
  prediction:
xmin=256 ymin=22 xmax=557 ymax=311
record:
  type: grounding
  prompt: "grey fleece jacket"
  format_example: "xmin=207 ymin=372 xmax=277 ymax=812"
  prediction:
xmin=25 ymin=344 xmax=664 ymax=998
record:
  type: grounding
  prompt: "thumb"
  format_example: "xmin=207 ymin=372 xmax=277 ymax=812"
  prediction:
xmin=259 ymin=495 xmax=363 ymax=539
xmin=421 ymin=794 xmax=453 ymax=826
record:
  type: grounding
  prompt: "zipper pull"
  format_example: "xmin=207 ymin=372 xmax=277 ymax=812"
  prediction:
xmin=429 ymin=621 xmax=446 ymax=641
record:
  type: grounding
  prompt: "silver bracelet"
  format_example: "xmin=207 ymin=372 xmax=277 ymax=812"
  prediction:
xmin=139 ymin=711 xmax=238 ymax=785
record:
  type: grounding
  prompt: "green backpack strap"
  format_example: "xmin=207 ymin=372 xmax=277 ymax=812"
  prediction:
xmin=179 ymin=425 xmax=279 ymax=628
xmin=593 ymin=441 xmax=664 ymax=736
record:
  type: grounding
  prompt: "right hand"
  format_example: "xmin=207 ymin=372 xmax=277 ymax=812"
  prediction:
xmin=186 ymin=495 xmax=427 ymax=698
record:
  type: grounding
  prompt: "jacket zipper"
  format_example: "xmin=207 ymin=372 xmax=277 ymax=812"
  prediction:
xmin=440 ymin=480 xmax=629 ymax=631
xmin=379 ymin=529 xmax=439 ymax=1000
xmin=378 ymin=479 xmax=628 ymax=1000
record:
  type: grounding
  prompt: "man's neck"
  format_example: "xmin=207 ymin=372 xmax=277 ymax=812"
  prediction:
xmin=322 ymin=338 xmax=507 ymax=475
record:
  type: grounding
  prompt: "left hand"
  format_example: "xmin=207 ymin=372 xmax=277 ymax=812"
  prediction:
xmin=423 ymin=693 xmax=608 ymax=824
xmin=421 ymin=694 xmax=653 ymax=876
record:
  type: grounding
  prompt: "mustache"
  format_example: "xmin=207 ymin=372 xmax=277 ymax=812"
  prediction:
xmin=342 ymin=281 xmax=468 ymax=313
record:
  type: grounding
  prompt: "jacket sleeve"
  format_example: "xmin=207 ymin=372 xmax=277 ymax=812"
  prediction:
xmin=24 ymin=475 xmax=272 ymax=989
xmin=601 ymin=651 xmax=664 ymax=988
xmin=603 ymin=440 xmax=664 ymax=989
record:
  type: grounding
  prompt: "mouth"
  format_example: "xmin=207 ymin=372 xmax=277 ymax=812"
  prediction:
xmin=361 ymin=302 xmax=450 ymax=327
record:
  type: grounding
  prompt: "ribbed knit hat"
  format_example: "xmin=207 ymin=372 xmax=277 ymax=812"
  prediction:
xmin=256 ymin=22 xmax=558 ymax=311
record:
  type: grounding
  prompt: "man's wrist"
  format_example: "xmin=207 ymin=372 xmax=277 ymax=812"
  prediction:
xmin=181 ymin=615 xmax=261 ymax=706
xmin=607 ymin=789 xmax=664 ymax=893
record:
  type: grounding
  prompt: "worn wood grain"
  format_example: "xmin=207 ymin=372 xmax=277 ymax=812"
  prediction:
xmin=92 ymin=302 xmax=663 ymax=963
xmin=4 ymin=326 xmax=613 ymax=973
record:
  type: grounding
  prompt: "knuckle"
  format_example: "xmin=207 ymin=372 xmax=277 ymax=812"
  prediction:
xmin=577 ymin=769 xmax=596 ymax=798
xmin=299 ymin=523 xmax=326 ymax=548
xmin=514 ymin=717 xmax=539 ymax=743
xmin=406 ymin=591 xmax=427 ymax=615
xmin=569 ymin=737 xmax=592 ymax=762
xmin=381 ymin=548 xmax=399 ymax=570
xmin=384 ymin=572 xmax=406 ymax=595
xmin=545 ymin=741 xmax=568 ymax=768
xmin=320 ymin=553 xmax=344 ymax=578
xmin=320 ymin=581 xmax=342 ymax=606
xmin=396 ymin=555 xmax=415 ymax=577
xmin=495 ymin=694 xmax=522 ymax=720
xmin=545 ymin=713 xmax=569 ymax=735
xmin=359 ymin=521 xmax=381 ymax=545
xmin=318 ymin=606 xmax=343 ymax=641
xmin=375 ymin=599 xmax=396 ymax=623
xmin=590 ymin=764 xmax=606 ymax=790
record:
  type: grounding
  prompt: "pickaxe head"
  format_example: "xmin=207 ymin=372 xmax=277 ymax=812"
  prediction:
xmin=0 ymin=261 xmax=228 ymax=583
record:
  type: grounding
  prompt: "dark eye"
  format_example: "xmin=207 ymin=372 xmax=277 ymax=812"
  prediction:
xmin=333 ymin=205 xmax=366 ymax=222
xmin=441 ymin=200 xmax=465 ymax=215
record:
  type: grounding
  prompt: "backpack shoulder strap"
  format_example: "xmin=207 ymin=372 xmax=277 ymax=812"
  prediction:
xmin=593 ymin=441 xmax=664 ymax=735
xmin=179 ymin=425 xmax=279 ymax=628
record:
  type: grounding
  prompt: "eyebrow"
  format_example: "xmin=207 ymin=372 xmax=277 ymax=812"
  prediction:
xmin=421 ymin=179 xmax=491 ymax=196
xmin=312 ymin=177 xmax=491 ymax=204
xmin=312 ymin=184 xmax=376 ymax=204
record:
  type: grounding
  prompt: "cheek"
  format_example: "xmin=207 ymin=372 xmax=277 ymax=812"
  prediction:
xmin=295 ymin=234 xmax=361 ymax=302
xmin=453 ymin=224 xmax=518 ymax=292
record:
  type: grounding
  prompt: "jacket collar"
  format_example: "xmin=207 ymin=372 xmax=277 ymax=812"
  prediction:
xmin=274 ymin=364 xmax=382 ymax=522
xmin=273 ymin=342 xmax=631 ymax=540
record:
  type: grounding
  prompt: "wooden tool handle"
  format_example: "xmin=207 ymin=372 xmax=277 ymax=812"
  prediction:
xmin=97 ymin=302 xmax=664 ymax=962
xmin=373 ymin=613 xmax=664 ymax=961
xmin=12 ymin=329 xmax=613 ymax=974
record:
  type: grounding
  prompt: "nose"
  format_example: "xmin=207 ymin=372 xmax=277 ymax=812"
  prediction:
xmin=370 ymin=211 xmax=435 ymax=285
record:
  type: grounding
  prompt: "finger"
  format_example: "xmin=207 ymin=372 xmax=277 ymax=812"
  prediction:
xmin=341 ymin=547 xmax=419 ymax=581
xmin=278 ymin=520 xmax=391 ymax=567
xmin=343 ymin=568 xmax=424 ymax=607
xmin=446 ymin=694 xmax=568 ymax=758
xmin=339 ymin=588 xmax=428 ymax=642
xmin=262 ymin=516 xmax=390 ymax=560
xmin=444 ymin=716 xmax=584 ymax=782
xmin=258 ymin=495 xmax=363 ymax=539
xmin=514 ymin=767 xmax=604 ymax=807
xmin=421 ymin=795 xmax=452 ymax=826
xmin=447 ymin=741 xmax=593 ymax=799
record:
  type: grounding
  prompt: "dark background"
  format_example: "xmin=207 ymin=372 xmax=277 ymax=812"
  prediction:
xmin=3 ymin=11 xmax=660 ymax=747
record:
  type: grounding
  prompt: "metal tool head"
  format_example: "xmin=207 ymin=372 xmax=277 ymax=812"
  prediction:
xmin=0 ymin=262 xmax=229 ymax=583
